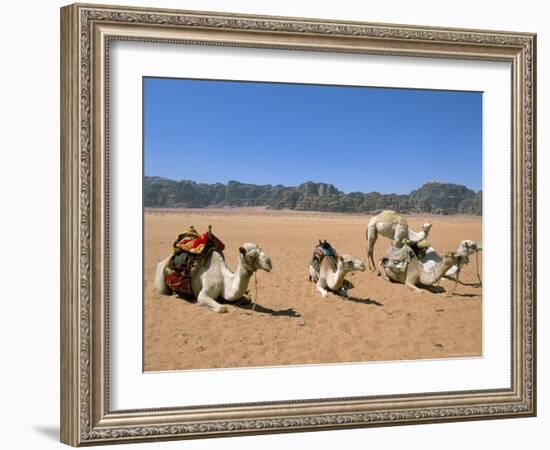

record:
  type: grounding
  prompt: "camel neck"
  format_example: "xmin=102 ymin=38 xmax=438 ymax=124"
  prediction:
xmin=408 ymin=229 xmax=426 ymax=242
xmin=230 ymin=260 xmax=253 ymax=298
xmin=327 ymin=266 xmax=347 ymax=291
xmin=424 ymin=258 xmax=454 ymax=284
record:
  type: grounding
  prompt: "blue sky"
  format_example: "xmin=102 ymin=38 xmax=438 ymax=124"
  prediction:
xmin=144 ymin=77 xmax=482 ymax=194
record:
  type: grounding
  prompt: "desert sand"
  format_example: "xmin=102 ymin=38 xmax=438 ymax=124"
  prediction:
xmin=144 ymin=208 xmax=482 ymax=371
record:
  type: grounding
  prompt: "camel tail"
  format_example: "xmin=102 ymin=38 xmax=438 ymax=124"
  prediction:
xmin=154 ymin=256 xmax=172 ymax=295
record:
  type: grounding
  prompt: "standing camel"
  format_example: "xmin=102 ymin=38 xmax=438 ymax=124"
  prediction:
xmin=366 ymin=210 xmax=432 ymax=272
xmin=155 ymin=242 xmax=272 ymax=313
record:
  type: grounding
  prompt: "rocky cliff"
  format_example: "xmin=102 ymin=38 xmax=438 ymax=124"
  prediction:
xmin=144 ymin=177 xmax=482 ymax=215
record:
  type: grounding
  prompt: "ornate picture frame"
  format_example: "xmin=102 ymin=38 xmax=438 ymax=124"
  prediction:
xmin=60 ymin=3 xmax=536 ymax=446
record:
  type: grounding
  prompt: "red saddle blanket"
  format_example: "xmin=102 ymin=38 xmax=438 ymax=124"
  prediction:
xmin=164 ymin=228 xmax=225 ymax=296
xmin=173 ymin=231 xmax=224 ymax=255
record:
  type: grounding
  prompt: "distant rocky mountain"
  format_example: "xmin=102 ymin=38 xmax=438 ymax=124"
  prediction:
xmin=144 ymin=177 xmax=482 ymax=215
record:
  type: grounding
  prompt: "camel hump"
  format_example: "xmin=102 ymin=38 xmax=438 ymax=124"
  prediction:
xmin=375 ymin=210 xmax=407 ymax=225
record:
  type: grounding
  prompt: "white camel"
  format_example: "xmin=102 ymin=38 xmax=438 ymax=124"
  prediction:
xmin=366 ymin=210 xmax=432 ymax=272
xmin=379 ymin=245 xmax=463 ymax=293
xmin=154 ymin=242 xmax=272 ymax=313
xmin=412 ymin=239 xmax=482 ymax=289
xmin=309 ymin=254 xmax=365 ymax=298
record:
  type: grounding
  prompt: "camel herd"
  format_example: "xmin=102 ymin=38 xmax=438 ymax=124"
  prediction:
xmin=154 ymin=210 xmax=482 ymax=313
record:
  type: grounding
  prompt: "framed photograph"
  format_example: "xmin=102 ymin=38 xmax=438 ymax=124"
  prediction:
xmin=60 ymin=3 xmax=536 ymax=446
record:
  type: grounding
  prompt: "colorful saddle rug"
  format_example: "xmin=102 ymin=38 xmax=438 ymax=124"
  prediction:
xmin=172 ymin=226 xmax=225 ymax=256
xmin=310 ymin=240 xmax=337 ymax=274
xmin=164 ymin=226 xmax=225 ymax=297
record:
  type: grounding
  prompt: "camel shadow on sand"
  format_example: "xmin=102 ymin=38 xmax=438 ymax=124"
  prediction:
xmin=414 ymin=285 xmax=480 ymax=298
xmin=380 ymin=280 xmax=480 ymax=298
xmin=455 ymin=280 xmax=483 ymax=289
xmin=331 ymin=292 xmax=384 ymax=307
xmin=225 ymin=298 xmax=301 ymax=318
xmin=438 ymin=279 xmax=483 ymax=297
xmin=382 ymin=276 xmax=447 ymax=295
xmin=418 ymin=285 xmax=447 ymax=294
xmin=416 ymin=284 xmax=481 ymax=298
xmin=446 ymin=292 xmax=481 ymax=298
xmin=343 ymin=296 xmax=384 ymax=306
xmin=175 ymin=295 xmax=301 ymax=317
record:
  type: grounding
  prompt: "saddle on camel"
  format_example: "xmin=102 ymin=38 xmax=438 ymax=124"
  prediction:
xmin=309 ymin=239 xmax=336 ymax=281
xmin=164 ymin=225 xmax=225 ymax=297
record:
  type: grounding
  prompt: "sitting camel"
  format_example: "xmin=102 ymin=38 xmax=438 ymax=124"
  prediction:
xmin=309 ymin=249 xmax=365 ymax=298
xmin=155 ymin=242 xmax=272 ymax=313
xmin=379 ymin=245 xmax=464 ymax=293
xmin=366 ymin=210 xmax=432 ymax=272
xmin=411 ymin=239 xmax=482 ymax=291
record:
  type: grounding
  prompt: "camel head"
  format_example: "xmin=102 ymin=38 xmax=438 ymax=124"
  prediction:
xmin=337 ymin=254 xmax=366 ymax=274
xmin=239 ymin=243 xmax=272 ymax=273
xmin=422 ymin=223 xmax=433 ymax=234
xmin=458 ymin=240 xmax=482 ymax=255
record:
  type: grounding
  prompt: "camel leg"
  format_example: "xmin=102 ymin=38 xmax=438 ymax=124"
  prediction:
xmin=154 ymin=259 xmax=173 ymax=296
xmin=405 ymin=280 xmax=422 ymax=293
xmin=366 ymin=226 xmax=378 ymax=272
xmin=308 ymin=265 xmax=319 ymax=283
xmin=475 ymin=251 xmax=482 ymax=286
xmin=197 ymin=291 xmax=228 ymax=313
xmin=393 ymin=225 xmax=407 ymax=247
xmin=446 ymin=268 xmax=460 ymax=296
xmin=316 ymin=279 xmax=330 ymax=298
xmin=443 ymin=274 xmax=475 ymax=287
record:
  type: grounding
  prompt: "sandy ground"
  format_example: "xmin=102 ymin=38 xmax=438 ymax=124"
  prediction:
xmin=144 ymin=208 xmax=482 ymax=371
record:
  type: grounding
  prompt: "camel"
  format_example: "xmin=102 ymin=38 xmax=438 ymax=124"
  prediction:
xmin=411 ymin=239 xmax=482 ymax=291
xmin=154 ymin=242 xmax=272 ymax=313
xmin=309 ymin=253 xmax=365 ymax=298
xmin=366 ymin=210 xmax=432 ymax=272
xmin=379 ymin=245 xmax=464 ymax=293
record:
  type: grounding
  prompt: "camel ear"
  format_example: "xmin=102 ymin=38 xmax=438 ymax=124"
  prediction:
xmin=318 ymin=239 xmax=322 ymax=245
xmin=239 ymin=247 xmax=246 ymax=256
